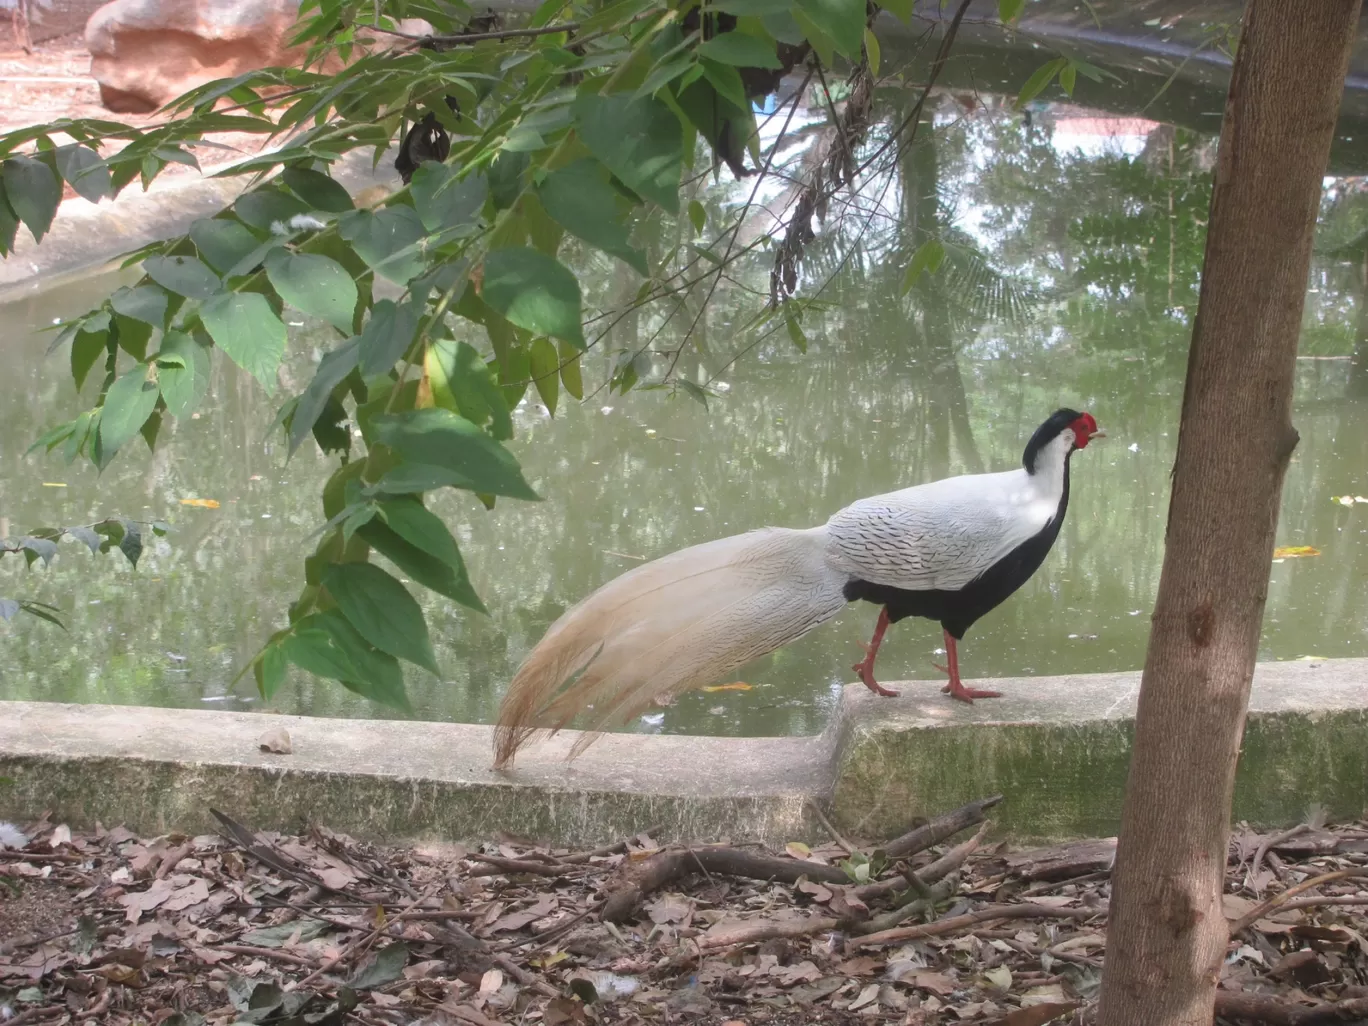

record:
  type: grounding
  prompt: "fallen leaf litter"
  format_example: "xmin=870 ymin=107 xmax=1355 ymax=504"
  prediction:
xmin=1 ymin=798 xmax=1365 ymax=1025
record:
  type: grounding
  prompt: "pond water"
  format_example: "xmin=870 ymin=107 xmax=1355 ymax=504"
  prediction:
xmin=5 ymin=26 xmax=1368 ymax=738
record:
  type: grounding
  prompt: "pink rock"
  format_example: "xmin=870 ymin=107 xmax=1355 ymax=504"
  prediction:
xmin=85 ymin=0 xmax=308 ymax=113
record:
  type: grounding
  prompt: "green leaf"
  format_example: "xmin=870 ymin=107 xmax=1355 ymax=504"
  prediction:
xmin=864 ymin=27 xmax=880 ymax=76
xmin=901 ymin=238 xmax=945 ymax=292
xmin=281 ymin=166 xmax=354 ymax=212
xmin=323 ymin=562 xmax=438 ymax=674
xmin=283 ymin=615 xmax=361 ymax=685
xmin=241 ymin=918 xmax=330 ymax=948
xmin=254 ymin=642 xmax=288 ymax=701
xmin=423 ymin=338 xmax=512 ymax=440
xmin=156 ymin=331 xmax=210 ymax=418
xmin=110 ymin=284 xmax=168 ymax=328
xmin=699 ymin=32 xmax=782 ymax=68
xmin=999 ymin=0 xmax=1026 ymax=22
xmin=529 ymin=336 xmax=559 ymax=415
xmin=699 ymin=59 xmax=749 ymax=115
xmin=1015 ymin=57 xmax=1067 ymax=110
xmin=536 ymin=159 xmax=648 ymax=275
xmin=116 ymin=518 xmax=142 ymax=567
xmin=234 ymin=187 xmax=309 ymax=230
xmin=410 ymin=162 xmax=488 ymax=232
xmin=3 ymin=156 xmax=60 ymax=242
xmin=1059 ymin=61 xmax=1077 ymax=96
xmin=99 ymin=365 xmax=160 ymax=456
xmin=715 ymin=0 xmax=792 ymax=12
xmin=143 ymin=254 xmax=222 ymax=299
xmin=264 ymin=249 xmax=358 ymax=331
xmin=71 ymin=324 xmax=110 ymax=391
xmin=360 ymin=502 xmax=485 ymax=613
xmin=358 ymin=299 xmax=419 ymax=377
xmin=794 ymin=0 xmax=865 ymax=57
xmin=190 ymin=218 xmax=262 ymax=274
xmin=0 ymin=181 xmax=19 ymax=254
xmin=878 ymin=0 xmax=914 ymax=24
xmin=573 ymin=92 xmax=683 ymax=214
xmin=371 ymin=408 xmax=539 ymax=500
xmin=482 ymin=247 xmax=584 ymax=348
xmin=289 ymin=336 xmax=361 ymax=455
xmin=374 ymin=462 xmax=480 ymax=494
xmin=200 ymin=291 xmax=287 ymax=392
xmin=54 ymin=144 xmax=112 ymax=203
xmin=688 ymin=200 xmax=706 ymax=234
xmin=338 ymin=206 xmax=426 ymax=283
xmin=559 ymin=340 xmax=583 ymax=399
xmin=349 ymin=943 xmax=408 ymax=990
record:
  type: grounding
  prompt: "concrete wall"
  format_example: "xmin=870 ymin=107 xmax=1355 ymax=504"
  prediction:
xmin=2 ymin=659 xmax=1365 ymax=846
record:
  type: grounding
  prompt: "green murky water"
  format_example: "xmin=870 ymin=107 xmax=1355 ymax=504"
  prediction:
xmin=5 ymin=37 xmax=1368 ymax=737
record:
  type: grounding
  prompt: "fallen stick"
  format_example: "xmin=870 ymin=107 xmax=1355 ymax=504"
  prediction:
xmin=601 ymin=846 xmax=851 ymax=922
xmin=1229 ymin=867 xmax=1368 ymax=935
xmin=560 ymin=823 xmax=663 ymax=865
xmin=467 ymin=853 xmax=570 ymax=877
xmin=291 ymin=886 xmax=437 ymax=991
xmin=698 ymin=876 xmax=959 ymax=951
xmin=884 ymin=795 xmax=1003 ymax=857
xmin=217 ymin=943 xmax=317 ymax=967
xmin=1213 ymin=991 xmax=1368 ymax=1024
xmin=855 ymin=821 xmax=991 ymax=901
xmin=1246 ymin=822 xmax=1310 ymax=892
xmin=849 ymin=902 xmax=1096 ymax=950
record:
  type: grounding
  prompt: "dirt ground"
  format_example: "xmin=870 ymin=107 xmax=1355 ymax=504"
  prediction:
xmin=2 ymin=798 xmax=1366 ymax=1026
xmin=0 ymin=37 xmax=278 ymax=186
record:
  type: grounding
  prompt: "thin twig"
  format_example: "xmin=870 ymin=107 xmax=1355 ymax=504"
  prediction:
xmin=808 ymin=802 xmax=857 ymax=855
xmin=850 ymin=902 xmax=1097 ymax=950
xmin=1247 ymin=823 xmax=1310 ymax=892
xmin=1230 ymin=868 xmax=1368 ymax=935
xmin=292 ymin=886 xmax=437 ymax=990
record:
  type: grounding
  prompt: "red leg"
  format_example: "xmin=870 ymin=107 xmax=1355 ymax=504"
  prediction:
xmin=936 ymin=630 xmax=1002 ymax=704
xmin=851 ymin=608 xmax=899 ymax=697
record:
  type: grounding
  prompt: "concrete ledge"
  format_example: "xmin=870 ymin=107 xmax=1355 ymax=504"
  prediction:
xmin=831 ymin=659 xmax=1368 ymax=841
xmin=1 ymin=659 xmax=1365 ymax=846
xmin=0 ymin=702 xmax=834 ymax=847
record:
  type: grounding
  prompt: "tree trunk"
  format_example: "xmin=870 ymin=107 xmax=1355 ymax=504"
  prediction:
xmin=1096 ymin=4 xmax=1360 ymax=1026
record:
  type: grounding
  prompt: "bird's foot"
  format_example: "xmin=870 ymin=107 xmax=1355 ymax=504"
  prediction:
xmin=851 ymin=659 xmax=899 ymax=697
xmin=939 ymin=680 xmax=1003 ymax=704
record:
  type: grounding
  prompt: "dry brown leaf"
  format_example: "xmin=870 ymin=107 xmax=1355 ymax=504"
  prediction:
xmin=992 ymin=1002 xmax=1080 ymax=1026
xmin=907 ymin=970 xmax=957 ymax=996
xmin=258 ymin=726 xmax=292 ymax=754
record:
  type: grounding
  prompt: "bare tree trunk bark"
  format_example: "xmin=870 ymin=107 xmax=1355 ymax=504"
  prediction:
xmin=1096 ymin=4 xmax=1360 ymax=1026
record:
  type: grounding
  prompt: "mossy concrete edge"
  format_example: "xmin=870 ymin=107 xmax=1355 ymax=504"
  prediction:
xmin=0 ymin=700 xmax=834 ymax=847
xmin=1 ymin=658 xmax=1364 ymax=846
xmin=831 ymin=658 xmax=1368 ymax=842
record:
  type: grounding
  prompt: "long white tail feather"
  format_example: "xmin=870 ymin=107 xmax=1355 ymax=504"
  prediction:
xmin=493 ymin=526 xmax=848 ymax=767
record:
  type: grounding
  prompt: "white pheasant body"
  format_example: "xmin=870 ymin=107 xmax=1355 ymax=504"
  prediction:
xmin=823 ymin=432 xmax=1071 ymax=592
xmin=493 ymin=412 xmax=1095 ymax=767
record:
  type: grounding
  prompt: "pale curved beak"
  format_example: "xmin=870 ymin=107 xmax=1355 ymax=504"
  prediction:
xmin=1089 ymin=429 xmax=1106 ymax=440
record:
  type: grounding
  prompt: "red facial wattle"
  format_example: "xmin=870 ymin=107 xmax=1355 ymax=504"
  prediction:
xmin=1071 ymin=412 xmax=1102 ymax=448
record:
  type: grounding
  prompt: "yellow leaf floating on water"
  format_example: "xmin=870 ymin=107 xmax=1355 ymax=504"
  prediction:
xmin=180 ymin=498 xmax=220 ymax=509
xmin=701 ymin=681 xmax=752 ymax=692
xmin=41 ymin=482 xmax=67 ymax=488
xmin=1272 ymin=546 xmax=1320 ymax=559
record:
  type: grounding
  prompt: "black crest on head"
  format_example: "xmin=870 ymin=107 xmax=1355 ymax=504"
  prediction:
xmin=1022 ymin=408 xmax=1083 ymax=474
